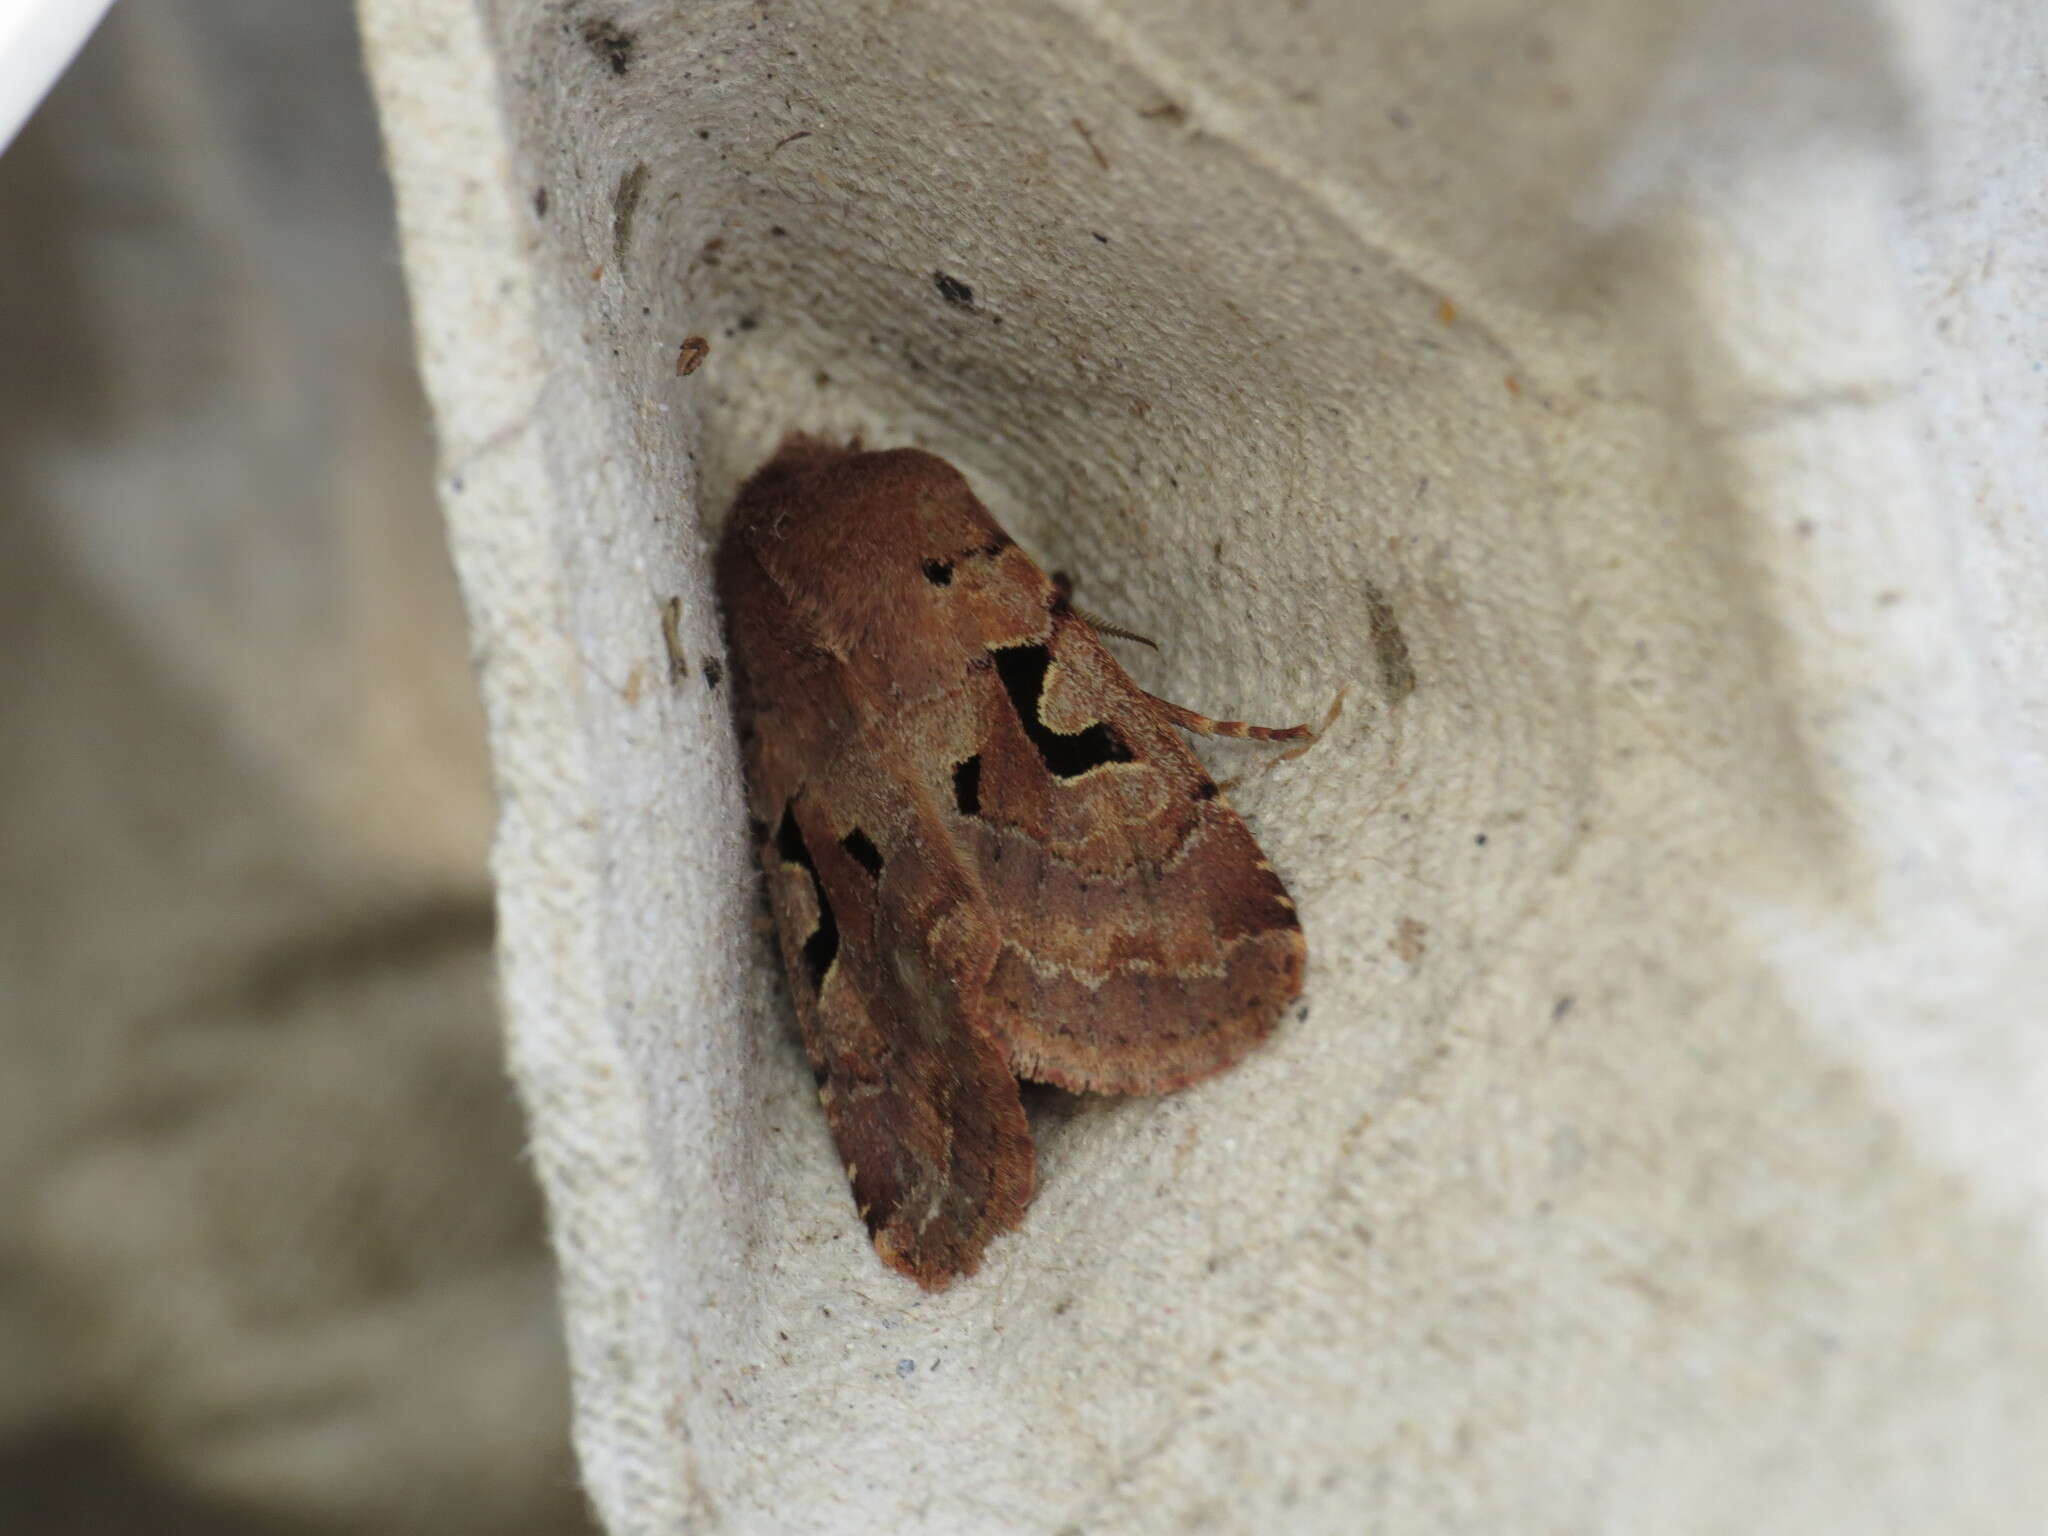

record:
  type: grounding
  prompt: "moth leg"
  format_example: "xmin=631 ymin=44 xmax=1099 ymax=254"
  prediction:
xmin=1161 ymin=684 xmax=1351 ymax=782
xmin=1276 ymin=684 xmax=1351 ymax=760
xmin=1140 ymin=692 xmax=1314 ymax=743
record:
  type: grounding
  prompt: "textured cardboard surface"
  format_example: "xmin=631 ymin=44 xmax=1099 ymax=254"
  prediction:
xmin=363 ymin=1 xmax=2048 ymax=1529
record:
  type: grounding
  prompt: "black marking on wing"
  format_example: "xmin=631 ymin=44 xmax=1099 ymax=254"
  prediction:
xmin=990 ymin=643 xmax=1134 ymax=778
xmin=776 ymin=805 xmax=839 ymax=988
xmin=840 ymin=826 xmax=884 ymax=878
xmin=952 ymin=756 xmax=983 ymax=816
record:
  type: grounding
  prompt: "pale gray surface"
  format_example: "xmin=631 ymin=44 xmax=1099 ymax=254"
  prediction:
xmin=363 ymin=1 xmax=2048 ymax=1531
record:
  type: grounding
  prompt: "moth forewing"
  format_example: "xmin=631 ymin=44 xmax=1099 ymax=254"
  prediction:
xmin=717 ymin=434 xmax=1306 ymax=1287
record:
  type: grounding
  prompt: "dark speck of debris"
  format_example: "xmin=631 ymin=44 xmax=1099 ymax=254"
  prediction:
xmin=933 ymin=271 xmax=975 ymax=307
xmin=769 ymin=224 xmax=788 ymax=237
xmin=736 ymin=314 xmax=759 ymax=332
xmin=895 ymin=1359 xmax=915 ymax=1377
xmin=1552 ymin=995 xmax=1576 ymax=1021
xmin=611 ymin=161 xmax=649 ymax=264
xmin=1475 ymin=832 xmax=1488 ymax=846
xmin=1362 ymin=581 xmax=1416 ymax=703
xmin=532 ymin=186 xmax=548 ymax=217
xmin=580 ymin=18 xmax=636 ymax=76
xmin=1092 ymin=231 xmax=1109 ymax=243
xmin=697 ymin=128 xmax=711 ymax=140
xmin=702 ymin=657 xmax=725 ymax=691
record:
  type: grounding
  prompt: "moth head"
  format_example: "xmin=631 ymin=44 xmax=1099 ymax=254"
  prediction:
xmin=727 ymin=439 xmax=1053 ymax=673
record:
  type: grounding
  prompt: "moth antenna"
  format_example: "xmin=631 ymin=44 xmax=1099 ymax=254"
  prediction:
xmin=1076 ymin=609 xmax=1159 ymax=650
xmin=1050 ymin=571 xmax=1160 ymax=649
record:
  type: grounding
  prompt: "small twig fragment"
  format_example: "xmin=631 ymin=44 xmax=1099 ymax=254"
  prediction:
xmin=1071 ymin=117 xmax=1110 ymax=170
xmin=661 ymin=596 xmax=689 ymax=683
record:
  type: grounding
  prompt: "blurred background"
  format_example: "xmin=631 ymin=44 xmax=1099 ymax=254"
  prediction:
xmin=0 ymin=4 xmax=592 ymax=1531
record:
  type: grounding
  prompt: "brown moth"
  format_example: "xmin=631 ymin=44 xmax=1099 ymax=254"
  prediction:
xmin=716 ymin=435 xmax=1308 ymax=1288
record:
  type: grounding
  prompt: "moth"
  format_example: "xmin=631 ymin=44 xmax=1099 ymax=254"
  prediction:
xmin=716 ymin=435 xmax=1309 ymax=1287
